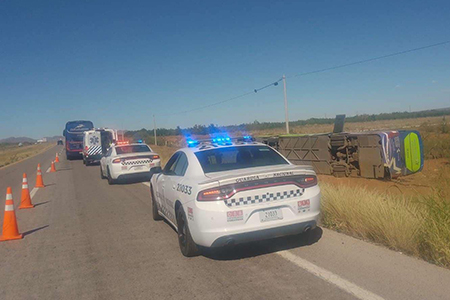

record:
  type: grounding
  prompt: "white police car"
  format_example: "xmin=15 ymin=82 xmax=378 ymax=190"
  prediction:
xmin=100 ymin=142 xmax=161 ymax=184
xmin=149 ymin=137 xmax=321 ymax=257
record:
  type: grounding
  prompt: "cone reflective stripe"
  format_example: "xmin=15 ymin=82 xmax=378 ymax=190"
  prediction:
xmin=35 ymin=164 xmax=45 ymax=188
xmin=0 ymin=187 xmax=23 ymax=241
xmin=20 ymin=173 xmax=34 ymax=209
xmin=55 ymin=153 xmax=60 ymax=163
xmin=50 ymin=161 xmax=56 ymax=172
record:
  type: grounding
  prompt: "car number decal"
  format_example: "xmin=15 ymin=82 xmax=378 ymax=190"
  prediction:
xmin=177 ymin=184 xmax=192 ymax=195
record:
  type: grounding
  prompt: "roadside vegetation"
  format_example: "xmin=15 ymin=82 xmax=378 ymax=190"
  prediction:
xmin=419 ymin=117 xmax=450 ymax=160
xmin=150 ymin=145 xmax=177 ymax=166
xmin=320 ymin=161 xmax=450 ymax=268
xmin=0 ymin=143 xmax=53 ymax=168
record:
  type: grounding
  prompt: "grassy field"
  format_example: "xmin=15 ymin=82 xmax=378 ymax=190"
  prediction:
xmin=0 ymin=143 xmax=54 ymax=168
xmin=150 ymin=145 xmax=177 ymax=166
xmin=320 ymin=171 xmax=450 ymax=268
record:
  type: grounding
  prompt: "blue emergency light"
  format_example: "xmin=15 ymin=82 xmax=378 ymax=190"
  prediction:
xmin=187 ymin=139 xmax=199 ymax=147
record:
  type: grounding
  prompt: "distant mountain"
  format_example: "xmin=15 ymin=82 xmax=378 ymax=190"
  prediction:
xmin=0 ymin=137 xmax=36 ymax=144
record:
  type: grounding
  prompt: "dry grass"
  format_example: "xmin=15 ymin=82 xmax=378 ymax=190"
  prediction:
xmin=0 ymin=143 xmax=53 ymax=168
xmin=249 ymin=115 xmax=449 ymax=136
xmin=419 ymin=119 xmax=450 ymax=160
xmin=320 ymin=175 xmax=450 ymax=267
xmin=149 ymin=144 xmax=177 ymax=166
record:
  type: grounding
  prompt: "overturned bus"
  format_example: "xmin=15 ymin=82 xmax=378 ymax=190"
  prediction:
xmin=259 ymin=116 xmax=424 ymax=180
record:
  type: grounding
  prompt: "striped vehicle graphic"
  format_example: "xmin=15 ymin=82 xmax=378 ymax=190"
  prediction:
xmin=87 ymin=145 xmax=102 ymax=155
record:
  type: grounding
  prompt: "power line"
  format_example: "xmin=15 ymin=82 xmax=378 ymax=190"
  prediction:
xmin=289 ymin=40 xmax=450 ymax=78
xmin=161 ymin=79 xmax=282 ymax=116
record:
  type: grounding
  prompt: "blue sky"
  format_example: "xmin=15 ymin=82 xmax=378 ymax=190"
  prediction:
xmin=1 ymin=0 xmax=449 ymax=139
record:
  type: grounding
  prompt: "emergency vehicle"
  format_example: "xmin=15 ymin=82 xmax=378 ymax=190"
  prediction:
xmin=149 ymin=136 xmax=321 ymax=257
xmin=82 ymin=128 xmax=117 ymax=165
xmin=100 ymin=142 xmax=161 ymax=184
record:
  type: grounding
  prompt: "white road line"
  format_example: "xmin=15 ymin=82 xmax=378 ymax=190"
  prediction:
xmin=276 ymin=251 xmax=385 ymax=300
xmin=30 ymin=187 xmax=38 ymax=199
xmin=46 ymin=167 xmax=51 ymax=173
xmin=141 ymin=182 xmax=150 ymax=187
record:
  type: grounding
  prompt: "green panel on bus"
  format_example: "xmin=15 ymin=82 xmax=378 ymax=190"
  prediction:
xmin=404 ymin=132 xmax=421 ymax=172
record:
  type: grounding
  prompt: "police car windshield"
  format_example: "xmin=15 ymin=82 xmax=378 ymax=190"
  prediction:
xmin=195 ymin=145 xmax=288 ymax=173
xmin=116 ymin=145 xmax=151 ymax=154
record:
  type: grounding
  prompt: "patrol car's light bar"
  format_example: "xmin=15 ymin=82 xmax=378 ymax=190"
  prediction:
xmin=187 ymin=139 xmax=199 ymax=147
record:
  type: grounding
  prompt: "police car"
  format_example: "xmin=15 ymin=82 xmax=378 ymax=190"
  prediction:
xmin=100 ymin=142 xmax=161 ymax=184
xmin=149 ymin=136 xmax=321 ymax=257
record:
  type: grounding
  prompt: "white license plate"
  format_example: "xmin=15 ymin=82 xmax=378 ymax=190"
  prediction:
xmin=259 ymin=208 xmax=283 ymax=222
xmin=134 ymin=166 xmax=143 ymax=170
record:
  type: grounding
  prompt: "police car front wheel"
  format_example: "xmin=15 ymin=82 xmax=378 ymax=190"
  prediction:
xmin=151 ymin=187 xmax=163 ymax=221
xmin=176 ymin=207 xmax=200 ymax=257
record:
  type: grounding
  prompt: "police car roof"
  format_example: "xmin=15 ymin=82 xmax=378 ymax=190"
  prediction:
xmin=114 ymin=143 xmax=149 ymax=147
xmin=184 ymin=141 xmax=267 ymax=153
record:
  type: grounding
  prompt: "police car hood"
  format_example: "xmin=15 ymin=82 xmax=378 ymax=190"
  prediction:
xmin=201 ymin=164 xmax=315 ymax=186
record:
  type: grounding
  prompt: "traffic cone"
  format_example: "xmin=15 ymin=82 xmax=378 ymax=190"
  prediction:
xmin=35 ymin=164 xmax=45 ymax=188
xmin=19 ymin=173 xmax=34 ymax=209
xmin=0 ymin=187 xmax=23 ymax=241
xmin=50 ymin=161 xmax=56 ymax=172
xmin=55 ymin=153 xmax=60 ymax=163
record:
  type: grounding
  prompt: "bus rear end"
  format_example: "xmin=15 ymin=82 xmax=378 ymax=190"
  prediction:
xmin=64 ymin=120 xmax=94 ymax=160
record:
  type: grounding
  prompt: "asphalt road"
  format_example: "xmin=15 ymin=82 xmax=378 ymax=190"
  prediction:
xmin=1 ymin=145 xmax=450 ymax=300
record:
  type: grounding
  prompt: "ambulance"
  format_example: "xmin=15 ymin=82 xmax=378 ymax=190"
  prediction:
xmin=82 ymin=128 xmax=117 ymax=165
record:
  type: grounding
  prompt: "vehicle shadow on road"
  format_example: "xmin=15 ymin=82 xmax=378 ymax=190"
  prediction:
xmin=115 ymin=178 xmax=150 ymax=185
xmin=23 ymin=225 xmax=49 ymax=237
xmin=202 ymin=227 xmax=323 ymax=261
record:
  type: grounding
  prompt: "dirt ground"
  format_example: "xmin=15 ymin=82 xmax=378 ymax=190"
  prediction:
xmin=318 ymin=158 xmax=449 ymax=196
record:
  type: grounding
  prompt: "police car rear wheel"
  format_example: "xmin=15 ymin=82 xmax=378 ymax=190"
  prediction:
xmin=107 ymin=168 xmax=115 ymax=185
xmin=151 ymin=187 xmax=163 ymax=221
xmin=176 ymin=208 xmax=200 ymax=257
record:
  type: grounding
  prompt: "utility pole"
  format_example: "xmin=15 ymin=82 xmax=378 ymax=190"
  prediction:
xmin=283 ymin=74 xmax=290 ymax=134
xmin=153 ymin=114 xmax=157 ymax=146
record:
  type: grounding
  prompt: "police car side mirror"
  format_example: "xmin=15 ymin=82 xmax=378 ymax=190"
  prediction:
xmin=150 ymin=166 xmax=162 ymax=174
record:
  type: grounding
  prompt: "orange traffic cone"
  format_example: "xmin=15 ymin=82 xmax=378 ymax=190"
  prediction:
xmin=55 ymin=153 xmax=60 ymax=163
xmin=50 ymin=161 xmax=56 ymax=172
xmin=35 ymin=164 xmax=45 ymax=188
xmin=0 ymin=187 xmax=23 ymax=241
xmin=19 ymin=173 xmax=34 ymax=209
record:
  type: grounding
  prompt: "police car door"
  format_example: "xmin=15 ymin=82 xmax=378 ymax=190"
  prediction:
xmin=164 ymin=152 xmax=189 ymax=224
xmin=159 ymin=152 xmax=181 ymax=220
xmin=101 ymin=147 xmax=113 ymax=175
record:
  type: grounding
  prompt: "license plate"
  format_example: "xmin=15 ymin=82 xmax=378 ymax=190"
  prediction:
xmin=259 ymin=208 xmax=283 ymax=223
xmin=134 ymin=166 xmax=143 ymax=170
